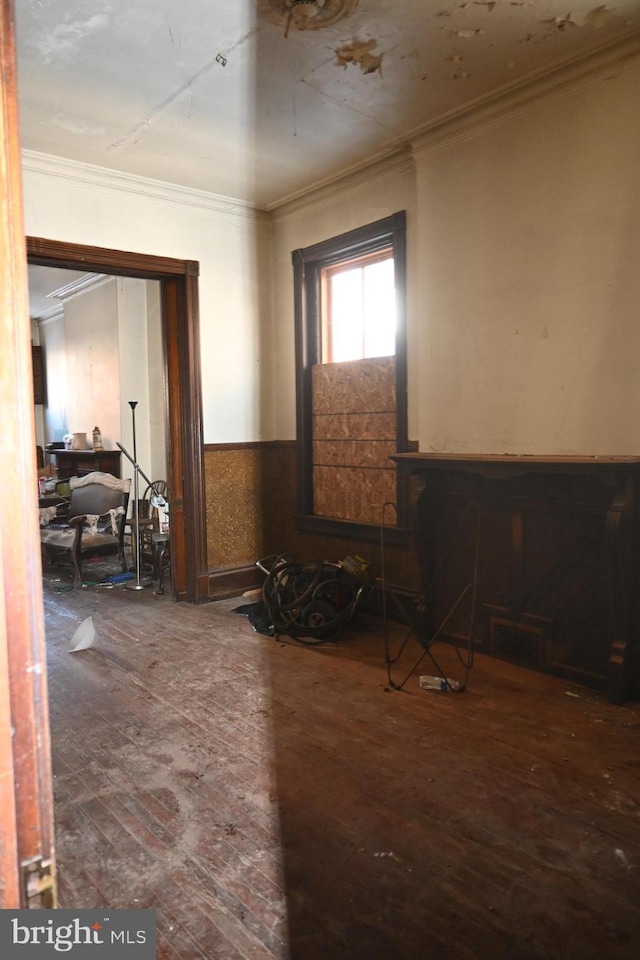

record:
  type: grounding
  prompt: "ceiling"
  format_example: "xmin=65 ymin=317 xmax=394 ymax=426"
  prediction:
xmin=15 ymin=1 xmax=640 ymax=209
xmin=27 ymin=267 xmax=93 ymax=319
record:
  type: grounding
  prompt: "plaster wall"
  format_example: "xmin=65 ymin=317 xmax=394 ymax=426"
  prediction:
xmin=271 ymin=58 xmax=640 ymax=457
xmin=116 ymin=278 xmax=166 ymax=484
xmin=22 ymin=51 xmax=640 ymax=458
xmin=63 ymin=279 xmax=121 ymax=448
xmin=117 ymin=277 xmax=152 ymax=478
xmin=22 ymin=161 xmax=270 ymax=443
xmin=145 ymin=280 xmax=167 ymax=483
xmin=38 ymin=313 xmax=67 ymax=445
xmin=414 ymin=59 xmax=640 ymax=455
xmin=270 ymin=157 xmax=418 ymax=441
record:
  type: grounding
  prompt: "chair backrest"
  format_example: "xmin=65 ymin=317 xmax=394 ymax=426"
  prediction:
xmin=140 ymin=480 xmax=168 ymax=528
xmin=69 ymin=472 xmax=131 ymax=528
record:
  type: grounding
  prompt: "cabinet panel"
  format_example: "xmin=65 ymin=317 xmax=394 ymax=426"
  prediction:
xmin=32 ymin=345 xmax=44 ymax=405
xmin=396 ymin=454 xmax=640 ymax=703
xmin=55 ymin=449 xmax=121 ymax=479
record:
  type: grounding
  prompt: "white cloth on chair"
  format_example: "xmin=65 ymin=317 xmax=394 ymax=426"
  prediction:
xmin=39 ymin=506 xmax=58 ymax=526
xmin=70 ymin=472 xmax=131 ymax=493
xmin=84 ymin=506 xmax=124 ymax=536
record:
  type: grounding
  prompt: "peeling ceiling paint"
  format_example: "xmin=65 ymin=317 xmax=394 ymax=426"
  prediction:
xmin=14 ymin=0 xmax=640 ymax=208
xmin=335 ymin=38 xmax=384 ymax=74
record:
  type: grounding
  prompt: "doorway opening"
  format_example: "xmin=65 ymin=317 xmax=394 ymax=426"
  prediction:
xmin=27 ymin=237 xmax=207 ymax=603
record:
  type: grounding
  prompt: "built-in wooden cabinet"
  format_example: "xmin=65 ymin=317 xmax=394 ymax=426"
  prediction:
xmin=394 ymin=454 xmax=640 ymax=704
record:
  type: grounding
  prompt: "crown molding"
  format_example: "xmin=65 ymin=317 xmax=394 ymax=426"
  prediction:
xmin=410 ymin=30 xmax=640 ymax=162
xmin=31 ymin=273 xmax=114 ymax=320
xmin=34 ymin=304 xmax=64 ymax=325
xmin=21 ymin=150 xmax=269 ymax=225
xmin=269 ymin=28 xmax=640 ymax=214
xmin=47 ymin=272 xmax=114 ymax=304
xmin=270 ymin=147 xmax=414 ymax=224
xmin=20 ymin=29 xmax=640 ymax=226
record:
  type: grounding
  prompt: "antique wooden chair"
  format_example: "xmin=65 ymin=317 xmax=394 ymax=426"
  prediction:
xmin=40 ymin=472 xmax=131 ymax=582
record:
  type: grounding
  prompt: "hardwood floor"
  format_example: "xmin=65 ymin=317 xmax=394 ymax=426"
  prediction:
xmin=43 ymin=575 xmax=640 ymax=959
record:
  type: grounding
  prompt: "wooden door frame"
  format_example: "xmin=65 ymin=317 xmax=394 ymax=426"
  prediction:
xmin=26 ymin=237 xmax=208 ymax=603
xmin=1 ymin=0 xmax=55 ymax=907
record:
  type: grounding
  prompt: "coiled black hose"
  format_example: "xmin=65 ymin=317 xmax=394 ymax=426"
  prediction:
xmin=260 ymin=556 xmax=363 ymax=643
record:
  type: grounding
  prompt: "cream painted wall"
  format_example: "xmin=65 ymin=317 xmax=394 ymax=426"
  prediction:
xmin=22 ymin=48 xmax=640 ymax=454
xmin=63 ymin=279 xmax=121 ymax=447
xmin=22 ymin=162 xmax=271 ymax=443
xmin=270 ymin=154 xmax=418 ymax=440
xmin=414 ymin=59 xmax=640 ymax=455
xmin=117 ymin=277 xmax=166 ymax=485
xmin=38 ymin=277 xmax=167 ymax=482
xmin=145 ymin=281 xmax=167 ymax=483
xmin=38 ymin=311 xmax=67 ymax=444
xmin=271 ymin=57 xmax=640 ymax=456
xmin=118 ymin=277 xmax=151 ymax=482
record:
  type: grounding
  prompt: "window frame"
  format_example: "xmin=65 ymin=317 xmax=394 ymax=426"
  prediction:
xmin=321 ymin=247 xmax=395 ymax=363
xmin=292 ymin=211 xmax=409 ymax=543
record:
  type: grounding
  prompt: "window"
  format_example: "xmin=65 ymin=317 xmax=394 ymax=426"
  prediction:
xmin=293 ymin=212 xmax=408 ymax=541
xmin=321 ymin=250 xmax=396 ymax=363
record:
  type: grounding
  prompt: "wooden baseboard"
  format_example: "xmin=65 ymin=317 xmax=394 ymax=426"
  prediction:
xmin=206 ymin=564 xmax=263 ymax=601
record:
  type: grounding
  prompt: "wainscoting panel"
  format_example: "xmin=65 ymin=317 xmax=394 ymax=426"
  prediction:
xmin=204 ymin=440 xmax=419 ymax=601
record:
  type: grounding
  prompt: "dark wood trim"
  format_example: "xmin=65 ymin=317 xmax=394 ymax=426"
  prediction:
xmin=392 ymin=212 xmax=409 ymax=526
xmin=293 ymin=249 xmax=314 ymax=518
xmin=206 ymin=564 xmax=263 ymax=601
xmin=395 ymin=453 xmax=640 ymax=703
xmin=27 ymin=237 xmax=199 ymax=279
xmin=26 ymin=238 xmax=205 ymax=603
xmin=204 ymin=440 xmax=296 ymax=452
xmin=295 ymin=514 xmax=409 ymax=545
xmin=393 ymin=452 xmax=640 ymax=468
xmin=293 ymin=212 xmax=409 ymax=536
xmin=1 ymin=0 xmax=55 ymax=907
xmin=296 ymin=215 xmax=406 ymax=265
xmin=182 ymin=272 xmax=208 ymax=602
xmin=32 ymin=344 xmax=45 ymax=405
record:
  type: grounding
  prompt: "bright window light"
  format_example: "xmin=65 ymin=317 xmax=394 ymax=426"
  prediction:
xmin=321 ymin=252 xmax=395 ymax=363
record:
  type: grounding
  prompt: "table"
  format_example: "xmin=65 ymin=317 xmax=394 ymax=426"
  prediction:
xmin=151 ymin=532 xmax=170 ymax=595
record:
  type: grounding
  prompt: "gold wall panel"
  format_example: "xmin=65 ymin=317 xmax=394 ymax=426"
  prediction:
xmin=204 ymin=442 xmax=419 ymax=593
xmin=204 ymin=443 xmax=299 ymax=571
xmin=204 ymin=448 xmax=263 ymax=569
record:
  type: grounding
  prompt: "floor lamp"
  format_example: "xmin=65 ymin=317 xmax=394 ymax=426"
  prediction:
xmin=119 ymin=401 xmax=152 ymax=590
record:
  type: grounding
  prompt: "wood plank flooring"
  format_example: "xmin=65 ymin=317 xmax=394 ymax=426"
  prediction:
xmin=43 ymin=575 xmax=640 ymax=959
